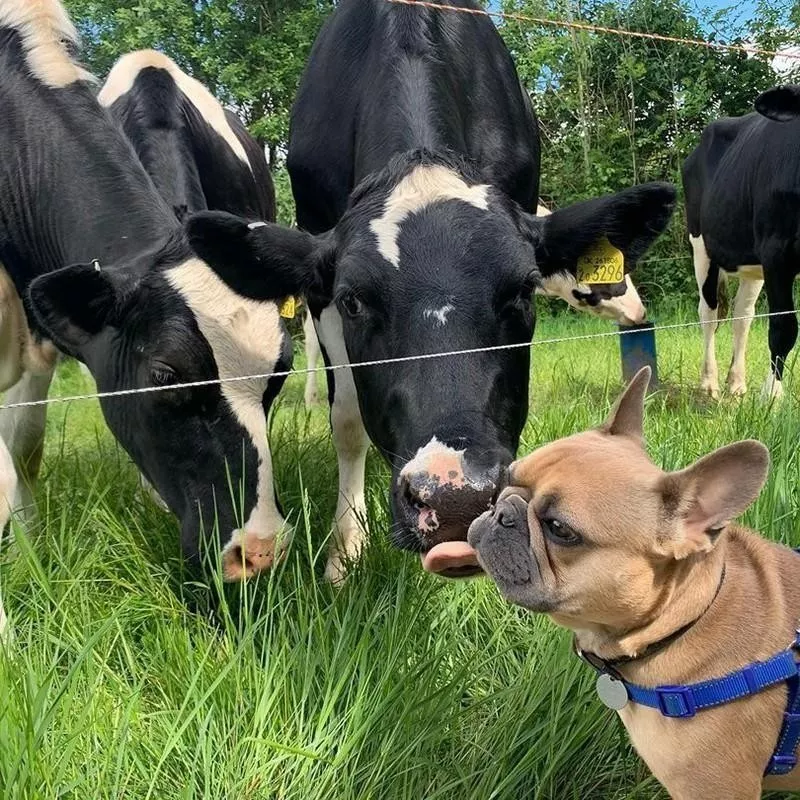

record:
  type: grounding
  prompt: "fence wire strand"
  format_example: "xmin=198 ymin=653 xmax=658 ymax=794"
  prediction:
xmin=385 ymin=0 xmax=800 ymax=62
xmin=1 ymin=309 xmax=791 ymax=412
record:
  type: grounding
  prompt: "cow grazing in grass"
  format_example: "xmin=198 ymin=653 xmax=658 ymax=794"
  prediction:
xmin=98 ymin=50 xmax=282 ymax=513
xmin=683 ymin=85 xmax=800 ymax=400
xmin=188 ymin=0 xmax=676 ymax=582
xmin=0 ymin=0 xmax=292 ymax=584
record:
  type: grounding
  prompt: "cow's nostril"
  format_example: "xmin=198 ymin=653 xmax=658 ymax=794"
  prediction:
xmin=401 ymin=475 xmax=428 ymax=512
xmin=230 ymin=545 xmax=254 ymax=570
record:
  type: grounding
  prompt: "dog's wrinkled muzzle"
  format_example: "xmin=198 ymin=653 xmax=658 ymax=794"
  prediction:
xmin=467 ymin=492 xmax=547 ymax=594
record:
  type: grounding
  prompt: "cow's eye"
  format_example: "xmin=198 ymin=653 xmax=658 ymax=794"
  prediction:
xmin=339 ymin=293 xmax=365 ymax=318
xmin=519 ymin=274 xmax=537 ymax=302
xmin=151 ymin=363 xmax=178 ymax=387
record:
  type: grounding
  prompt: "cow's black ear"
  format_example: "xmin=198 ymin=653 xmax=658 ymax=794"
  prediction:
xmin=28 ymin=264 xmax=128 ymax=357
xmin=521 ymin=182 xmax=676 ymax=279
xmin=755 ymin=85 xmax=800 ymax=122
xmin=186 ymin=211 xmax=330 ymax=301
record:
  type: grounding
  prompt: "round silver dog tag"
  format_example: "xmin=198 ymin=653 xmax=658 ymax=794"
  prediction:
xmin=596 ymin=673 xmax=629 ymax=710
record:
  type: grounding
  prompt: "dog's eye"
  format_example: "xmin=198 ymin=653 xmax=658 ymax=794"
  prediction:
xmin=542 ymin=518 xmax=582 ymax=547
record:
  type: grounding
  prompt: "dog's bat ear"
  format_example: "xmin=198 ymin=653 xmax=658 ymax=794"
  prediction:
xmin=599 ymin=366 xmax=651 ymax=441
xmin=657 ymin=440 xmax=770 ymax=560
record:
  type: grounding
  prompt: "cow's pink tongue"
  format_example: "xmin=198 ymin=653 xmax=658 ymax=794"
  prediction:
xmin=421 ymin=541 xmax=480 ymax=574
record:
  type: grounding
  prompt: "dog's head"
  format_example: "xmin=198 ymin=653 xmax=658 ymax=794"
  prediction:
xmin=459 ymin=368 xmax=770 ymax=634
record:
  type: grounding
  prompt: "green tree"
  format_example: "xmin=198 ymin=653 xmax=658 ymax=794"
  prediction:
xmin=64 ymin=0 xmax=331 ymax=160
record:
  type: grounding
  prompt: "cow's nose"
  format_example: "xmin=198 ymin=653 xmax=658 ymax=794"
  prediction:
xmin=222 ymin=531 xmax=287 ymax=581
xmin=398 ymin=464 xmax=498 ymax=545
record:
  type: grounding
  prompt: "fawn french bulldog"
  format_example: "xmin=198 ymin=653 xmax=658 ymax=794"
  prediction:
xmin=435 ymin=367 xmax=800 ymax=799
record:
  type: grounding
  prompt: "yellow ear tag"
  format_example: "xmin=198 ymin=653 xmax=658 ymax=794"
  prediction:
xmin=279 ymin=297 xmax=297 ymax=319
xmin=576 ymin=238 xmax=625 ymax=284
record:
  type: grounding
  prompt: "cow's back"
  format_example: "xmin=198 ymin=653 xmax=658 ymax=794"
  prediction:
xmin=684 ymin=112 xmax=800 ymax=265
xmin=288 ymin=0 xmax=540 ymax=233
xmin=183 ymin=105 xmax=276 ymax=221
xmin=101 ymin=51 xmax=276 ymax=224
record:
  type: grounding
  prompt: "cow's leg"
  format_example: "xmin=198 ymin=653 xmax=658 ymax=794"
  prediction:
xmin=761 ymin=268 xmax=797 ymax=400
xmin=690 ymin=234 xmax=720 ymax=398
xmin=303 ymin=310 xmax=322 ymax=408
xmin=138 ymin=473 xmax=169 ymax=510
xmin=0 ymin=368 xmax=55 ymax=521
xmin=0 ymin=434 xmax=17 ymax=642
xmin=317 ymin=306 xmax=369 ymax=584
xmin=726 ymin=276 xmax=763 ymax=396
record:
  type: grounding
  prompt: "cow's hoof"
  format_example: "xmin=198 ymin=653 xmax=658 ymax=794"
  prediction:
xmin=324 ymin=541 xmax=363 ymax=586
xmin=700 ymin=380 xmax=720 ymax=400
xmin=727 ymin=380 xmax=748 ymax=397
xmin=324 ymin=555 xmax=348 ymax=586
xmin=761 ymin=375 xmax=784 ymax=403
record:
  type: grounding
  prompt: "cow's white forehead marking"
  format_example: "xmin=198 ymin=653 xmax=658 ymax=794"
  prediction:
xmin=423 ymin=304 xmax=455 ymax=327
xmin=167 ymin=258 xmax=285 ymax=535
xmin=0 ymin=0 xmax=95 ymax=88
xmin=370 ymin=165 xmax=490 ymax=269
xmin=98 ymin=50 xmax=252 ymax=171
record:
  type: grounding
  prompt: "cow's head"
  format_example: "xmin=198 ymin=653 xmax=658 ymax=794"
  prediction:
xmin=755 ymin=85 xmax=800 ymax=121
xmin=187 ymin=151 xmax=675 ymax=574
xmin=28 ymin=233 xmax=292 ymax=581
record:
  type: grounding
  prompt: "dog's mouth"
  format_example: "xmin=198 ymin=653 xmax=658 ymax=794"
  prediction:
xmin=421 ymin=540 xmax=483 ymax=578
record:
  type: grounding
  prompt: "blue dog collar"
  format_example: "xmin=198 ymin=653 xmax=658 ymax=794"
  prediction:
xmin=578 ymin=630 xmax=800 ymax=776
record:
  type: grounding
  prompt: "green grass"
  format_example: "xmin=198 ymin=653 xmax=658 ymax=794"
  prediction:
xmin=2 ymin=304 xmax=800 ymax=799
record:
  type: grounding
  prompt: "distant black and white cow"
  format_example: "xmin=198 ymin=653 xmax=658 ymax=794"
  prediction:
xmin=683 ymin=85 xmax=800 ymax=400
xmin=188 ymin=0 xmax=675 ymax=581
xmin=0 ymin=0 xmax=292 ymax=584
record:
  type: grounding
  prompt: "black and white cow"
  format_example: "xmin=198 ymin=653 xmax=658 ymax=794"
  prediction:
xmin=96 ymin=50 xmax=281 ymax=510
xmin=683 ymin=85 xmax=800 ymax=400
xmin=0 ymin=0 xmax=292 ymax=584
xmin=188 ymin=0 xmax=676 ymax=581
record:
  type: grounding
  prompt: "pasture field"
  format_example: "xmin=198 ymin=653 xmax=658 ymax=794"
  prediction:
xmin=1 ymin=303 xmax=799 ymax=799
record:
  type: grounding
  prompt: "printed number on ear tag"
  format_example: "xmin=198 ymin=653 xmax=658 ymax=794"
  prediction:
xmin=596 ymin=673 xmax=629 ymax=710
xmin=577 ymin=238 xmax=625 ymax=285
xmin=279 ymin=297 xmax=297 ymax=319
